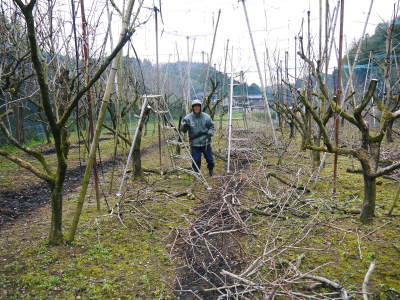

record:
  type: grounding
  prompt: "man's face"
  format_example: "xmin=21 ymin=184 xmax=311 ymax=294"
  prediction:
xmin=193 ymin=104 xmax=201 ymax=114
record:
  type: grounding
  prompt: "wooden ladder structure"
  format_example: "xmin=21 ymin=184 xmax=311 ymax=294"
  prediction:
xmin=227 ymin=70 xmax=253 ymax=173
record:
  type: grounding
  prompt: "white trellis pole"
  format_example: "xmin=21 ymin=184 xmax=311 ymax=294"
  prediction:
xmin=117 ymin=95 xmax=153 ymax=196
xmin=227 ymin=47 xmax=234 ymax=173
xmin=240 ymin=0 xmax=277 ymax=144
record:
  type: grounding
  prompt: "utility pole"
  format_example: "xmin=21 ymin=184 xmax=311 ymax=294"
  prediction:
xmin=240 ymin=0 xmax=277 ymax=144
xmin=79 ymin=0 xmax=101 ymax=210
xmin=333 ymin=0 xmax=345 ymax=194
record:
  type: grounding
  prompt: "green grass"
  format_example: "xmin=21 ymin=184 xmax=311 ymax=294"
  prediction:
xmin=1 ymin=174 xmax=199 ymax=299
xmin=1 ymin=123 xmax=399 ymax=299
xmin=240 ymin=139 xmax=400 ymax=298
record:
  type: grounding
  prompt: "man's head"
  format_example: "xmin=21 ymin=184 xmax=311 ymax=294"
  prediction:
xmin=191 ymin=99 xmax=202 ymax=115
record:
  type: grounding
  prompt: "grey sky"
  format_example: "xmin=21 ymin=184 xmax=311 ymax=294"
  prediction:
xmin=127 ymin=0 xmax=395 ymax=85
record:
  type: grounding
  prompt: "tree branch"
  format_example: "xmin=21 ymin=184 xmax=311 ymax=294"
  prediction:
xmin=0 ymin=149 xmax=54 ymax=184
xmin=14 ymin=1 xmax=58 ymax=138
xmin=374 ymin=161 xmax=400 ymax=178
xmin=354 ymin=79 xmax=377 ymax=115
xmin=0 ymin=120 xmax=53 ymax=176
xmin=58 ymin=29 xmax=134 ymax=126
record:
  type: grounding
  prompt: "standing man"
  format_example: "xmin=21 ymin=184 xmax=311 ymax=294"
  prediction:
xmin=181 ymin=99 xmax=215 ymax=176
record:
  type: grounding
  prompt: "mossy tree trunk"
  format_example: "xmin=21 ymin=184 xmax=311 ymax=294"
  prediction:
xmin=386 ymin=119 xmax=395 ymax=143
xmin=360 ymin=175 xmax=376 ymax=224
xmin=13 ymin=102 xmax=25 ymax=143
xmin=357 ymin=139 xmax=380 ymax=224
xmin=289 ymin=121 xmax=295 ymax=138
xmin=132 ymin=107 xmax=150 ymax=177
xmin=49 ymin=179 xmax=64 ymax=244
xmin=312 ymin=134 xmax=321 ymax=170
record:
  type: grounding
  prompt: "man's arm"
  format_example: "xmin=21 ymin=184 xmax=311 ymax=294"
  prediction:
xmin=181 ymin=117 xmax=190 ymax=133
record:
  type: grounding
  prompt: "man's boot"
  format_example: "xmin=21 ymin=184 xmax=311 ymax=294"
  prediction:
xmin=208 ymin=168 xmax=213 ymax=177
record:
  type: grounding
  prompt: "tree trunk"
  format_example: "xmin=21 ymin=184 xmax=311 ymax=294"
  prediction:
xmin=176 ymin=116 xmax=182 ymax=155
xmin=48 ymin=161 xmax=67 ymax=245
xmin=289 ymin=121 xmax=295 ymax=138
xmin=48 ymin=181 xmax=64 ymax=245
xmin=386 ymin=119 xmax=394 ymax=143
xmin=49 ymin=128 xmax=69 ymax=245
xmin=132 ymin=107 xmax=150 ymax=177
xmin=278 ymin=112 xmax=283 ymax=131
xmin=219 ymin=109 xmax=225 ymax=132
xmin=312 ymin=150 xmax=321 ymax=170
xmin=360 ymin=175 xmax=376 ymax=224
xmin=13 ymin=103 xmax=24 ymax=143
xmin=133 ymin=133 xmax=143 ymax=177
xmin=312 ymin=134 xmax=321 ymax=169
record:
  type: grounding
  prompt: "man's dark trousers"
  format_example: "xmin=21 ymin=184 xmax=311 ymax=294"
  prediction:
xmin=191 ymin=145 xmax=214 ymax=173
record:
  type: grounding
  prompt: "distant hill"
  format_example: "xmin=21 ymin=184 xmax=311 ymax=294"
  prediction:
xmin=343 ymin=17 xmax=400 ymax=92
xmin=126 ymin=58 xmax=261 ymax=100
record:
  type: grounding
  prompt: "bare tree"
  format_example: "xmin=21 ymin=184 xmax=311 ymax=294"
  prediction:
xmin=283 ymin=52 xmax=400 ymax=223
xmin=0 ymin=0 xmax=133 ymax=244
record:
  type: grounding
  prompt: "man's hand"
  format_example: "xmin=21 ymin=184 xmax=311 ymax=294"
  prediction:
xmin=181 ymin=118 xmax=190 ymax=133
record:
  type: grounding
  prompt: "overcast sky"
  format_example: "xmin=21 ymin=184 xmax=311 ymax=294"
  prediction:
xmin=101 ymin=0 xmax=397 ymax=85
xmin=5 ymin=0 xmax=396 ymax=89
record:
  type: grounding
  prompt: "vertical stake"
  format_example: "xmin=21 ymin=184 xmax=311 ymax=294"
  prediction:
xmin=241 ymin=0 xmax=277 ymax=144
xmin=333 ymin=0 xmax=345 ymax=194
xmin=80 ymin=0 xmax=101 ymax=210
xmin=227 ymin=47 xmax=234 ymax=173
xmin=186 ymin=36 xmax=191 ymax=113
xmin=154 ymin=7 xmax=162 ymax=173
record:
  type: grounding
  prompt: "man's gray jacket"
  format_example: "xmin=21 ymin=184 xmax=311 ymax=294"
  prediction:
xmin=181 ymin=112 xmax=215 ymax=147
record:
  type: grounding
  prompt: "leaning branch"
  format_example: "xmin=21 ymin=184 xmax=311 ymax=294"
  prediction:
xmin=0 ymin=150 xmax=54 ymax=184
xmin=0 ymin=121 xmax=53 ymax=176
xmin=374 ymin=161 xmax=400 ymax=178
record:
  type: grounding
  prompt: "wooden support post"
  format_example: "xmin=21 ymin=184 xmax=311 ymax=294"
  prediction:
xmin=154 ymin=7 xmax=162 ymax=173
xmin=294 ymin=36 xmax=297 ymax=85
xmin=323 ymin=0 xmax=329 ymax=114
xmin=186 ymin=36 xmax=191 ymax=113
xmin=227 ymin=47 xmax=234 ymax=173
xmin=219 ymin=39 xmax=230 ymax=131
xmin=333 ymin=0 xmax=345 ymax=194
xmin=79 ymin=0 xmax=101 ymax=210
xmin=285 ymin=51 xmax=289 ymax=105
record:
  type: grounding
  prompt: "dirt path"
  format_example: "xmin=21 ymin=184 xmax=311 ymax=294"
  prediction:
xmin=174 ymin=157 xmax=252 ymax=299
xmin=0 ymin=140 xmax=159 ymax=228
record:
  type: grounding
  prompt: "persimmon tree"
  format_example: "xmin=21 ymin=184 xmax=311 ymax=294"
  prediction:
xmin=0 ymin=0 xmax=133 ymax=244
xmin=281 ymin=52 xmax=400 ymax=223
